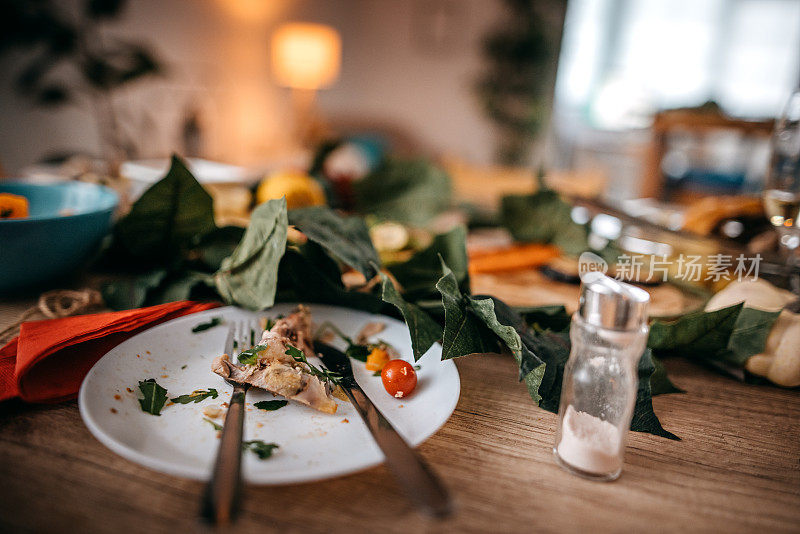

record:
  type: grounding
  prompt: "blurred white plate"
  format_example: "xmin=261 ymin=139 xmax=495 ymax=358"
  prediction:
xmin=79 ymin=304 xmax=459 ymax=485
xmin=121 ymin=158 xmax=261 ymax=200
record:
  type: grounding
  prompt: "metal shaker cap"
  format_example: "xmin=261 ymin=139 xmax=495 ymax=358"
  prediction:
xmin=578 ymin=272 xmax=650 ymax=331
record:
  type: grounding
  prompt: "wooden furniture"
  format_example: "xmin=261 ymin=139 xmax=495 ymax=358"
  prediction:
xmin=0 ymin=295 xmax=798 ymax=532
xmin=443 ymin=156 xmax=608 ymax=210
xmin=642 ymin=108 xmax=774 ymax=200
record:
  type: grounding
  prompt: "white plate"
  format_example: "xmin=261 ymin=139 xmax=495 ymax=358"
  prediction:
xmin=120 ymin=158 xmax=262 ymax=200
xmin=79 ymin=304 xmax=460 ymax=484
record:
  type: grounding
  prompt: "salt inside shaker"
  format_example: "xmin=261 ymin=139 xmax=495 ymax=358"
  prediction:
xmin=553 ymin=272 xmax=650 ymax=481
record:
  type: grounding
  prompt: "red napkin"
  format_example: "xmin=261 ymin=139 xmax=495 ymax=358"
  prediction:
xmin=0 ymin=301 xmax=219 ymax=403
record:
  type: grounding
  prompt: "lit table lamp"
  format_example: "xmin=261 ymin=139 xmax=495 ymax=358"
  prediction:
xmin=271 ymin=22 xmax=341 ymax=147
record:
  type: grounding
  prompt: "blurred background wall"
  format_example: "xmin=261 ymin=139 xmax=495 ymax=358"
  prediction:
xmin=0 ymin=0 xmax=507 ymax=172
xmin=1 ymin=0 xmax=799 ymax=200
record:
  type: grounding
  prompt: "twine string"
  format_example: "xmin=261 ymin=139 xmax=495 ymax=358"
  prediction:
xmin=0 ymin=289 xmax=103 ymax=344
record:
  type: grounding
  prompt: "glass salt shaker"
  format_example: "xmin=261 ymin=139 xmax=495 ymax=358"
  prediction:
xmin=553 ymin=273 xmax=650 ymax=481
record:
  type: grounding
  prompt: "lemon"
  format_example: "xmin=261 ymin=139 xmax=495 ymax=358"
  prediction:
xmin=256 ymin=171 xmax=326 ymax=209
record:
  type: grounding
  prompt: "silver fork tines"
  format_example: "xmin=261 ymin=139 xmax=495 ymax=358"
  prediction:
xmin=226 ymin=318 xmax=262 ymax=362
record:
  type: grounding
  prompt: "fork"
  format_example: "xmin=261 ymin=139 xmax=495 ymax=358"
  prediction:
xmin=200 ymin=317 xmax=260 ymax=525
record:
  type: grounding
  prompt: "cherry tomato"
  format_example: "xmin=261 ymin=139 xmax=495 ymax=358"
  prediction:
xmin=381 ymin=360 xmax=417 ymax=398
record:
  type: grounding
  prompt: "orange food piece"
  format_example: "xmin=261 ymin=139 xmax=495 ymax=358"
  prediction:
xmin=468 ymin=243 xmax=560 ymax=274
xmin=0 ymin=193 xmax=29 ymax=219
xmin=365 ymin=346 xmax=391 ymax=371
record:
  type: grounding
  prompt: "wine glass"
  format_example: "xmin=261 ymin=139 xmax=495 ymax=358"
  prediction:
xmin=763 ymin=89 xmax=800 ymax=288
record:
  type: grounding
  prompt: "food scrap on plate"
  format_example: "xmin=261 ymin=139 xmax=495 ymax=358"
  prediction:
xmin=212 ymin=306 xmax=339 ymax=414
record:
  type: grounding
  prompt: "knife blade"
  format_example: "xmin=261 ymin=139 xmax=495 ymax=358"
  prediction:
xmin=315 ymin=341 xmax=453 ymax=518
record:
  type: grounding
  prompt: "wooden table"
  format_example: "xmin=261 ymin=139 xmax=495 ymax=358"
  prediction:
xmin=1 ymin=301 xmax=799 ymax=533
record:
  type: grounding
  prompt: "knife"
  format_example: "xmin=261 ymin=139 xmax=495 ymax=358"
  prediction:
xmin=315 ymin=341 xmax=453 ymax=518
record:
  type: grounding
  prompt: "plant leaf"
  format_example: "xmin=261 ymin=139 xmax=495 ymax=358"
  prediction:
xmin=725 ymin=308 xmax=781 ymax=367
xmin=194 ymin=225 xmax=246 ymax=271
xmin=243 ymin=440 xmax=279 ymax=459
xmin=648 ymin=303 xmax=744 ymax=354
xmin=102 ymin=269 xmax=212 ymax=310
xmin=114 ymin=155 xmax=216 ymax=262
xmin=436 ymin=260 xmax=501 ymax=359
xmin=237 ymin=345 xmax=268 ymax=366
xmin=253 ymin=400 xmax=288 ymax=411
xmin=632 ymin=350 xmax=680 ymax=439
xmin=353 ymin=158 xmax=452 ymax=225
xmin=649 ymin=303 xmax=780 ymax=372
xmin=213 ymin=198 xmax=288 ymax=310
xmin=515 ymin=304 xmax=571 ymax=332
xmin=435 ymin=274 xmax=678 ymax=439
xmin=380 ymin=274 xmax=442 ymax=361
xmin=137 ymin=378 xmax=167 ymax=415
xmin=276 ymin=248 xmax=386 ymax=314
xmin=204 ymin=417 xmax=223 ymax=431
xmin=36 ymin=84 xmax=70 ymax=106
xmin=102 ymin=269 xmax=167 ymax=310
xmin=500 ymin=187 xmax=617 ymax=258
xmin=288 ymin=206 xmax=380 ymax=279
xmin=468 ymin=295 xmax=548 ymax=403
xmin=86 ymin=0 xmax=125 ymax=19
xmin=480 ymin=297 xmax=565 ymax=407
xmin=650 ymin=353 xmax=683 ymax=395
xmin=191 ymin=317 xmax=223 ymax=333
xmin=388 ymin=226 xmax=470 ymax=301
xmin=170 ymin=388 xmax=218 ymax=404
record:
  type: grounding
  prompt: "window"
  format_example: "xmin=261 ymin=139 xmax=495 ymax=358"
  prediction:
xmin=555 ymin=0 xmax=800 ymax=130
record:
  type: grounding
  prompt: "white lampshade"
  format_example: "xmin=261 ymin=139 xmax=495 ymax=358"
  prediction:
xmin=271 ymin=22 xmax=341 ymax=90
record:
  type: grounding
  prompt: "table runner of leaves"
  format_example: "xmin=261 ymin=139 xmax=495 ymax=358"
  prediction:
xmin=99 ymin=156 xmax=781 ymax=440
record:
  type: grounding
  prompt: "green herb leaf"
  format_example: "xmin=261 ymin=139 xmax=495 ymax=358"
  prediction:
xmin=214 ymin=198 xmax=288 ymax=310
xmin=114 ymin=155 xmax=216 ymax=262
xmin=353 ymin=158 xmax=452 ymax=225
xmin=288 ymin=206 xmax=381 ymax=279
xmin=238 ymin=344 xmax=268 ymax=366
xmin=372 ymin=370 xmax=382 ymax=376
xmin=387 ymin=226 xmax=469 ymax=301
xmin=170 ymin=388 xmax=218 ymax=404
xmin=253 ymin=400 xmax=288 ymax=411
xmin=137 ymin=378 xmax=168 ymax=416
xmin=285 ymin=344 xmax=341 ymax=385
xmin=191 ymin=317 xmax=223 ymax=333
xmin=346 ymin=344 xmax=370 ymax=362
xmin=243 ymin=440 xmax=279 ymax=459
xmin=381 ymin=274 xmax=442 ymax=361
xmin=204 ymin=417 xmax=223 ymax=431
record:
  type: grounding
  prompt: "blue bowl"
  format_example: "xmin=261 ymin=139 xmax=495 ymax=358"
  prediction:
xmin=0 ymin=182 xmax=118 ymax=293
